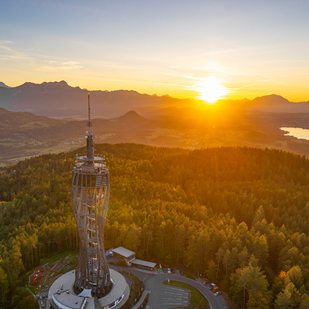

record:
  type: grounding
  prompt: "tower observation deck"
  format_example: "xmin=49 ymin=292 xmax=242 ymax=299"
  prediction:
xmin=71 ymin=93 xmax=112 ymax=297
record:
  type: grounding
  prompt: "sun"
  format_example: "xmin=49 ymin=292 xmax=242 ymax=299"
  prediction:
xmin=197 ymin=77 xmax=228 ymax=104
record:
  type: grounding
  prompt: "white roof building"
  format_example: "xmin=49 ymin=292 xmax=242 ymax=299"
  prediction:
xmin=112 ymin=247 xmax=135 ymax=261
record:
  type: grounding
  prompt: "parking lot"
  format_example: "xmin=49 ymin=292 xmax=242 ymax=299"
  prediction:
xmin=146 ymin=276 xmax=190 ymax=309
xmin=143 ymin=271 xmax=229 ymax=309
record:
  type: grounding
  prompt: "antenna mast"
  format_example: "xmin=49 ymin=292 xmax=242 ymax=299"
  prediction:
xmin=86 ymin=92 xmax=94 ymax=160
xmin=87 ymin=92 xmax=92 ymax=132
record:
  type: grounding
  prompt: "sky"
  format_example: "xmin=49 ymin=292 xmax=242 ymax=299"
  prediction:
xmin=1 ymin=0 xmax=309 ymax=102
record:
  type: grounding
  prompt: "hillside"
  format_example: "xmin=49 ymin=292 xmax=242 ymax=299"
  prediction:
xmin=2 ymin=104 xmax=309 ymax=166
xmin=0 ymin=108 xmax=156 ymax=165
xmin=1 ymin=144 xmax=309 ymax=307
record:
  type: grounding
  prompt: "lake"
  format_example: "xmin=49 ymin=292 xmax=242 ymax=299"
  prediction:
xmin=281 ymin=127 xmax=309 ymax=141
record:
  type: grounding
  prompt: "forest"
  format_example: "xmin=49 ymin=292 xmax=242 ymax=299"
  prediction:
xmin=1 ymin=143 xmax=309 ymax=308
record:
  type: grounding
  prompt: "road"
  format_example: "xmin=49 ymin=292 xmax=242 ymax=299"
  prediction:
xmin=36 ymin=265 xmax=229 ymax=309
xmin=145 ymin=274 xmax=228 ymax=309
xmin=110 ymin=265 xmax=229 ymax=309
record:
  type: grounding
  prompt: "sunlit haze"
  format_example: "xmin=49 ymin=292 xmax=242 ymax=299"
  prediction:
xmin=194 ymin=77 xmax=229 ymax=104
xmin=1 ymin=0 xmax=309 ymax=102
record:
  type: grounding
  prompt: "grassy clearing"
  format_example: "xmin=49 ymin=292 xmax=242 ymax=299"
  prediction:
xmin=39 ymin=251 xmax=78 ymax=265
xmin=163 ymin=280 xmax=209 ymax=309
xmin=25 ymin=251 xmax=78 ymax=294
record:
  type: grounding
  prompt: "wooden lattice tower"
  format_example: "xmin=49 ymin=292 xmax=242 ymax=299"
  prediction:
xmin=71 ymin=93 xmax=112 ymax=297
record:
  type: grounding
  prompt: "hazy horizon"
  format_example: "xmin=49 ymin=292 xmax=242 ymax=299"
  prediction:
xmin=1 ymin=0 xmax=309 ymax=103
xmin=1 ymin=79 xmax=309 ymax=104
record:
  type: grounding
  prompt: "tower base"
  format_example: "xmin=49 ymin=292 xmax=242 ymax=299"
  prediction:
xmin=47 ymin=269 xmax=129 ymax=309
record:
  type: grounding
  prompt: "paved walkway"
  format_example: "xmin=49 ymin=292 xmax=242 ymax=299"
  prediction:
xmin=109 ymin=265 xmax=229 ymax=309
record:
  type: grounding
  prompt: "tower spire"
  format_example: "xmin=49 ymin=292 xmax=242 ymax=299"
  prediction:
xmin=86 ymin=92 xmax=94 ymax=160
xmin=87 ymin=92 xmax=92 ymax=133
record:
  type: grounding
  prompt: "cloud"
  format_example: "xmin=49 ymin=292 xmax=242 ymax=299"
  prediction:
xmin=37 ymin=60 xmax=82 ymax=72
xmin=0 ymin=41 xmax=30 ymax=61
xmin=0 ymin=41 xmax=15 ymax=45
xmin=61 ymin=61 xmax=80 ymax=65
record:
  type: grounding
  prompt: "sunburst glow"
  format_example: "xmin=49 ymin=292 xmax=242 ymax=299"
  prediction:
xmin=197 ymin=77 xmax=229 ymax=104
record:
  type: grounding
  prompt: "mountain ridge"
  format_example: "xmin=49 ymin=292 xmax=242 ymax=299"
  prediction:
xmin=0 ymin=81 xmax=195 ymax=119
xmin=1 ymin=81 xmax=309 ymax=119
xmin=0 ymin=82 xmax=11 ymax=89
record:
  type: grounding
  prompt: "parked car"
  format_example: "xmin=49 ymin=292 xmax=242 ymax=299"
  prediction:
xmin=214 ymin=291 xmax=222 ymax=297
xmin=105 ymin=251 xmax=113 ymax=259
xmin=167 ymin=268 xmax=171 ymax=274
xmin=179 ymin=271 xmax=184 ymax=276
xmin=208 ymin=283 xmax=217 ymax=290
xmin=171 ymin=269 xmax=175 ymax=274
xmin=202 ymin=279 xmax=209 ymax=285
xmin=163 ymin=268 xmax=167 ymax=273
xmin=212 ymin=286 xmax=219 ymax=293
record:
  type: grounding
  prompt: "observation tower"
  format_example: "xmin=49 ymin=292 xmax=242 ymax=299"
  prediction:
xmin=71 ymin=93 xmax=112 ymax=297
xmin=47 ymin=94 xmax=129 ymax=309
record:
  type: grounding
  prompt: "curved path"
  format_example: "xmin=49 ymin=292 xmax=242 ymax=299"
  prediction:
xmin=110 ymin=265 xmax=229 ymax=309
xmin=145 ymin=274 xmax=228 ymax=309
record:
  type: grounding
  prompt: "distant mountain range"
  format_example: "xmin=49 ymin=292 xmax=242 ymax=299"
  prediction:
xmin=0 ymin=81 xmax=196 ymax=119
xmin=1 ymin=80 xmax=309 ymax=166
xmin=1 ymin=81 xmax=309 ymax=119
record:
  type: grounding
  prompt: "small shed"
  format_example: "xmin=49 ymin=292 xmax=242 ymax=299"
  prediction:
xmin=112 ymin=247 xmax=136 ymax=263
xmin=131 ymin=259 xmax=157 ymax=271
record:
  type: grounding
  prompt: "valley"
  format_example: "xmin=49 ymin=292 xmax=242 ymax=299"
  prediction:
xmin=0 ymin=106 xmax=309 ymax=166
